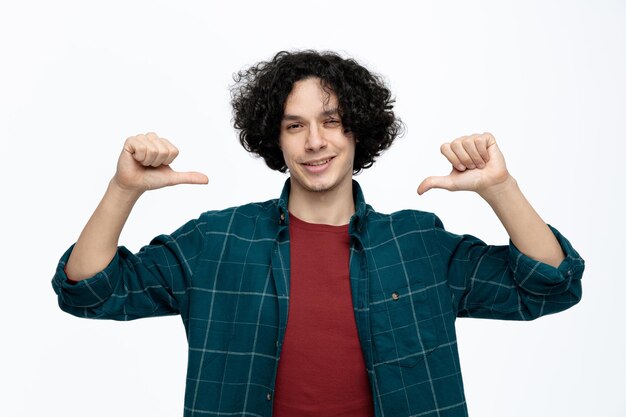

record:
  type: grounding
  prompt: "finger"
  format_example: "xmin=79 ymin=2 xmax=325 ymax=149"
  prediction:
xmin=441 ymin=142 xmax=466 ymax=171
xmin=461 ymin=136 xmax=486 ymax=168
xmin=168 ymin=171 xmax=209 ymax=186
xmin=161 ymin=138 xmax=180 ymax=166
xmin=475 ymin=134 xmax=490 ymax=162
xmin=417 ymin=175 xmax=455 ymax=195
xmin=151 ymin=138 xmax=172 ymax=167
xmin=141 ymin=139 xmax=160 ymax=167
xmin=450 ymin=138 xmax=476 ymax=169
xmin=124 ymin=133 xmax=175 ymax=167
xmin=125 ymin=135 xmax=148 ymax=162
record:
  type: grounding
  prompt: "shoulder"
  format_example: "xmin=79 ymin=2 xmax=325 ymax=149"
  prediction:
xmin=363 ymin=206 xmax=441 ymax=232
xmin=193 ymin=199 xmax=280 ymax=234
xmin=197 ymin=199 xmax=278 ymax=220
xmin=358 ymin=207 xmax=445 ymax=259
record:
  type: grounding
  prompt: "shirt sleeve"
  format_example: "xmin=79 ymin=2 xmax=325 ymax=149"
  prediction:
xmin=434 ymin=215 xmax=584 ymax=320
xmin=51 ymin=216 xmax=207 ymax=321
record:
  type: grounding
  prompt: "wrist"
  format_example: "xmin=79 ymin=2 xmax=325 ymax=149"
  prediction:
xmin=108 ymin=177 xmax=144 ymax=203
xmin=478 ymin=175 xmax=519 ymax=205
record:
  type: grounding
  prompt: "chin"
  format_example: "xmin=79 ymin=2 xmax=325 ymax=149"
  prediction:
xmin=309 ymin=184 xmax=333 ymax=193
xmin=303 ymin=181 xmax=334 ymax=193
xmin=293 ymin=176 xmax=336 ymax=193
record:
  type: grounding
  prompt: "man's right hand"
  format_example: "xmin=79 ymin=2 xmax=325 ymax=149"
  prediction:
xmin=65 ymin=132 xmax=208 ymax=281
xmin=113 ymin=132 xmax=209 ymax=193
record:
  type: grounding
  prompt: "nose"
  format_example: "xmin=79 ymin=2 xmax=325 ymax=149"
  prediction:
xmin=305 ymin=124 xmax=327 ymax=151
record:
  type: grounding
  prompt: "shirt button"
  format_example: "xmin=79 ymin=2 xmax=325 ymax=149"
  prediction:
xmin=267 ymin=393 xmax=272 ymax=401
xmin=279 ymin=213 xmax=285 ymax=223
xmin=391 ymin=292 xmax=400 ymax=301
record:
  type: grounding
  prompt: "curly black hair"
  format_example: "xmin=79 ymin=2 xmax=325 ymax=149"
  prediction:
xmin=230 ymin=50 xmax=404 ymax=174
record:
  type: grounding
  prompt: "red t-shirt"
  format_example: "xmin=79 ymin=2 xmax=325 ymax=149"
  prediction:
xmin=273 ymin=213 xmax=374 ymax=417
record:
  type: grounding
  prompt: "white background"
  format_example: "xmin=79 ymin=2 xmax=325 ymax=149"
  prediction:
xmin=1 ymin=1 xmax=624 ymax=416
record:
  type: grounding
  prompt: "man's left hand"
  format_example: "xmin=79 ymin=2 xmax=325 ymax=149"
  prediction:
xmin=417 ymin=132 xmax=512 ymax=197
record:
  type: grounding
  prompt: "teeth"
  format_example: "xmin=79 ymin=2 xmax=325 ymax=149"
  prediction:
xmin=305 ymin=159 xmax=330 ymax=166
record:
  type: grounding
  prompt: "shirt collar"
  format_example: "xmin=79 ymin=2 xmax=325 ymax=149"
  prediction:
xmin=276 ymin=178 xmax=368 ymax=233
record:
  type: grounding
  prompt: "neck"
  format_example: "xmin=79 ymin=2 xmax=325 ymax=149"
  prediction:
xmin=287 ymin=179 xmax=355 ymax=226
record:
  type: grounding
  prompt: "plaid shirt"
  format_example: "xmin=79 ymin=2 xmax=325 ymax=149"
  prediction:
xmin=52 ymin=180 xmax=584 ymax=417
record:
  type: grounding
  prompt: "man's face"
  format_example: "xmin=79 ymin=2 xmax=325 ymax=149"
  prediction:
xmin=279 ymin=77 xmax=355 ymax=195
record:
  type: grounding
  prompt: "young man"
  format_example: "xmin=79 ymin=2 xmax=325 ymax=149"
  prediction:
xmin=52 ymin=51 xmax=584 ymax=417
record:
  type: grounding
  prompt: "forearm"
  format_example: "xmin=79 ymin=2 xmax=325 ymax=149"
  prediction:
xmin=65 ymin=179 xmax=143 ymax=281
xmin=480 ymin=176 xmax=565 ymax=268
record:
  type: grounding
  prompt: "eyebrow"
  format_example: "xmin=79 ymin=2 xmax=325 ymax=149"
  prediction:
xmin=282 ymin=107 xmax=339 ymax=121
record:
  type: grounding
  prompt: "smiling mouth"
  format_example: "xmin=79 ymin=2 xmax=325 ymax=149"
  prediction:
xmin=302 ymin=157 xmax=334 ymax=166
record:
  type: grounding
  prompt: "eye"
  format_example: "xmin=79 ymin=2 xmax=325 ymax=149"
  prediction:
xmin=324 ymin=119 xmax=341 ymax=126
xmin=286 ymin=123 xmax=303 ymax=130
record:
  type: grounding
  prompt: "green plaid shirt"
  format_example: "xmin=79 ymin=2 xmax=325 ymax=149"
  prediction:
xmin=52 ymin=180 xmax=584 ymax=417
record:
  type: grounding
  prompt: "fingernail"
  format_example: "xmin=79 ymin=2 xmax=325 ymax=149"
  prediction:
xmin=456 ymin=164 xmax=466 ymax=171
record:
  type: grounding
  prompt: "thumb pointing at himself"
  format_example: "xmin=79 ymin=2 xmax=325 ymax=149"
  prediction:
xmin=417 ymin=132 xmax=510 ymax=196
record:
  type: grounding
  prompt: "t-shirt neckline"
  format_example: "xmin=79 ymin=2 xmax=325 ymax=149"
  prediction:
xmin=288 ymin=212 xmax=350 ymax=233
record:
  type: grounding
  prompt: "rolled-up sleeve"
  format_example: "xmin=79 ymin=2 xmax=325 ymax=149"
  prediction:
xmin=435 ymin=215 xmax=584 ymax=320
xmin=51 ymin=216 xmax=207 ymax=321
xmin=52 ymin=245 xmax=123 ymax=315
xmin=509 ymin=225 xmax=584 ymax=298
